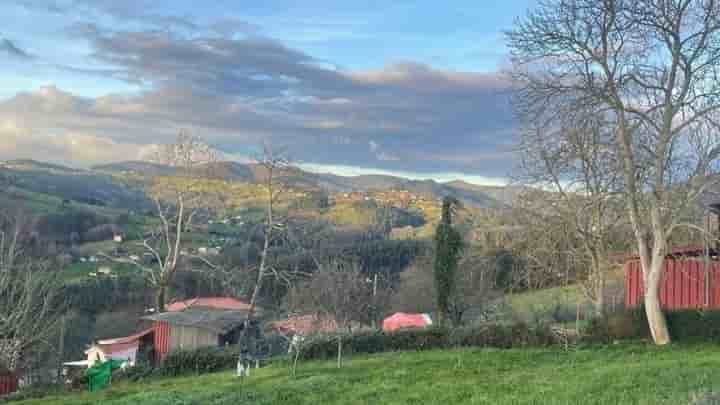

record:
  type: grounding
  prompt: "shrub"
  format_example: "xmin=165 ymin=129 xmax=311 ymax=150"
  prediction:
xmin=584 ymin=307 xmax=720 ymax=342
xmin=117 ymin=362 xmax=159 ymax=382
xmin=298 ymin=323 xmax=557 ymax=361
xmin=160 ymin=346 xmax=241 ymax=377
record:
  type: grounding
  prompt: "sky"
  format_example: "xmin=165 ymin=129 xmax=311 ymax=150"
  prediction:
xmin=0 ymin=0 xmax=536 ymax=185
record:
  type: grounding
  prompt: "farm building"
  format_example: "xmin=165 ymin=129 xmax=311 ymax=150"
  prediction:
xmin=64 ymin=328 xmax=155 ymax=370
xmin=623 ymin=188 xmax=720 ymax=309
xmin=624 ymin=246 xmax=720 ymax=309
xmin=144 ymin=297 xmax=261 ymax=360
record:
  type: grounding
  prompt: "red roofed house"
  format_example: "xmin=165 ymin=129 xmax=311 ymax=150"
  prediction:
xmin=145 ymin=297 xmax=261 ymax=361
xmin=269 ymin=314 xmax=339 ymax=336
xmin=64 ymin=328 xmax=155 ymax=370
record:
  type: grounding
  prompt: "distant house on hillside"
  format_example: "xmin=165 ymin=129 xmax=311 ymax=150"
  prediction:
xmin=269 ymin=314 xmax=339 ymax=337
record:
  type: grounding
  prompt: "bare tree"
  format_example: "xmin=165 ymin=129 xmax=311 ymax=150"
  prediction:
xmin=508 ymin=0 xmax=720 ymax=344
xmin=287 ymin=261 xmax=371 ymax=368
xmin=0 ymin=209 xmax=64 ymax=372
xmin=110 ymin=133 xmax=219 ymax=312
xmin=515 ymin=115 xmax=633 ymax=316
xmin=447 ymin=249 xmax=499 ymax=326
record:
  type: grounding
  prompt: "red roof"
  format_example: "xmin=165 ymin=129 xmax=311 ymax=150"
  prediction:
xmin=382 ymin=313 xmax=432 ymax=332
xmin=166 ymin=297 xmax=252 ymax=312
xmin=270 ymin=315 xmax=338 ymax=335
xmin=97 ymin=328 xmax=154 ymax=346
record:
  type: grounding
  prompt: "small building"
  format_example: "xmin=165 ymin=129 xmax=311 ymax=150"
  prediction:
xmin=269 ymin=314 xmax=339 ymax=336
xmin=64 ymin=328 xmax=155 ymax=370
xmin=144 ymin=297 xmax=259 ymax=360
xmin=382 ymin=313 xmax=432 ymax=332
xmin=624 ymin=245 xmax=720 ymax=309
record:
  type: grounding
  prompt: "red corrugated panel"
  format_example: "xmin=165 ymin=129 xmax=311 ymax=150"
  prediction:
xmin=713 ymin=264 xmax=720 ymax=307
xmin=625 ymin=258 xmax=720 ymax=310
xmin=0 ymin=373 xmax=18 ymax=396
xmin=154 ymin=321 xmax=170 ymax=360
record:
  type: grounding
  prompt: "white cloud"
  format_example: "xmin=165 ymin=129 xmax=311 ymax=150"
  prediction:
xmin=0 ymin=121 xmax=148 ymax=167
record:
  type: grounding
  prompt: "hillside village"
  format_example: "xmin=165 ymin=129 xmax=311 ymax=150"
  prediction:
xmin=6 ymin=1 xmax=720 ymax=404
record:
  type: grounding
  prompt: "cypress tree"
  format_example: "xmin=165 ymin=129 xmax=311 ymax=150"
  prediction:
xmin=433 ymin=196 xmax=463 ymax=326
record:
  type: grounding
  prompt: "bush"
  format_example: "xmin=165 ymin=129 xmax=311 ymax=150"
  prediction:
xmin=0 ymin=383 xmax=68 ymax=403
xmin=584 ymin=307 xmax=720 ymax=342
xmin=298 ymin=323 xmax=557 ymax=361
xmin=117 ymin=362 xmax=159 ymax=382
xmin=159 ymin=346 xmax=240 ymax=377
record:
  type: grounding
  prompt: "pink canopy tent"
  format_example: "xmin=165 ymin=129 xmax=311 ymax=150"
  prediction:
xmin=382 ymin=312 xmax=432 ymax=332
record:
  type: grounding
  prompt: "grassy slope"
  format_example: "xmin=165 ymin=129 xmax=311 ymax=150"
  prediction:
xmin=18 ymin=344 xmax=720 ymax=405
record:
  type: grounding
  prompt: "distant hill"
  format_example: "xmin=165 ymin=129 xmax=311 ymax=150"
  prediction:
xmin=444 ymin=180 xmax=525 ymax=207
xmin=93 ymin=161 xmax=181 ymax=177
xmin=2 ymin=160 xmax=151 ymax=211
xmin=92 ymin=160 xmax=519 ymax=209
xmin=3 ymin=159 xmax=83 ymax=173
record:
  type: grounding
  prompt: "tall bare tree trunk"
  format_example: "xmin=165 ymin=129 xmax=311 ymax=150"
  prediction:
xmin=644 ymin=256 xmax=670 ymax=345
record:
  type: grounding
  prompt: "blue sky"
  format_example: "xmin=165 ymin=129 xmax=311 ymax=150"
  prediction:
xmin=0 ymin=0 xmax=536 ymax=184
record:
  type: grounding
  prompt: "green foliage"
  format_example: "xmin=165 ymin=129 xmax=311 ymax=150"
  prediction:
xmin=585 ymin=307 xmax=720 ymax=342
xmin=12 ymin=344 xmax=720 ymax=405
xmin=159 ymin=346 xmax=241 ymax=377
xmin=64 ymin=275 xmax=150 ymax=315
xmin=433 ymin=197 xmax=463 ymax=324
xmin=298 ymin=323 xmax=556 ymax=360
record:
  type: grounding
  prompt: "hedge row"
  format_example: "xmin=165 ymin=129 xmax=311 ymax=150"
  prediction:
xmin=158 ymin=346 xmax=241 ymax=377
xmin=585 ymin=307 xmax=720 ymax=342
xmin=299 ymin=323 xmax=558 ymax=360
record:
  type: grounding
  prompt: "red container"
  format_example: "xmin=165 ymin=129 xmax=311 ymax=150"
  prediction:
xmin=0 ymin=372 xmax=18 ymax=396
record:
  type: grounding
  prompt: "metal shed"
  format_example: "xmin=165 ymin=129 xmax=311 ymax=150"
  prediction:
xmin=625 ymin=252 xmax=720 ymax=309
xmin=144 ymin=308 xmax=251 ymax=359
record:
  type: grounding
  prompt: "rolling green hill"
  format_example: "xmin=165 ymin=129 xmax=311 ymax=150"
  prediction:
xmin=13 ymin=345 xmax=720 ymax=405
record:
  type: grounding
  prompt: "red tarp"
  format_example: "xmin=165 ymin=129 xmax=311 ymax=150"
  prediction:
xmin=382 ymin=313 xmax=432 ymax=332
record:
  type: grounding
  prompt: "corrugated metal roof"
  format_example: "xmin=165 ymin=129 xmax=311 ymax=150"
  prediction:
xmin=143 ymin=308 xmax=248 ymax=334
xmin=166 ymin=297 xmax=256 ymax=312
xmin=97 ymin=328 xmax=154 ymax=345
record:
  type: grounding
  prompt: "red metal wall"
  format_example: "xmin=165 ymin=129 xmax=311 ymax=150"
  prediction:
xmin=153 ymin=321 xmax=170 ymax=360
xmin=0 ymin=373 xmax=18 ymax=396
xmin=625 ymin=259 xmax=720 ymax=309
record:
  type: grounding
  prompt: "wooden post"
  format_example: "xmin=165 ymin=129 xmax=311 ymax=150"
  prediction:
xmin=56 ymin=313 xmax=66 ymax=385
xmin=575 ymin=300 xmax=580 ymax=335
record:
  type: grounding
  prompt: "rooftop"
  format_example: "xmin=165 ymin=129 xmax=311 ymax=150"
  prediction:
xmin=143 ymin=308 xmax=250 ymax=334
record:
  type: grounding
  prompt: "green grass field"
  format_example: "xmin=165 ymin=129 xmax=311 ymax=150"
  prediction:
xmin=16 ymin=344 xmax=720 ymax=405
